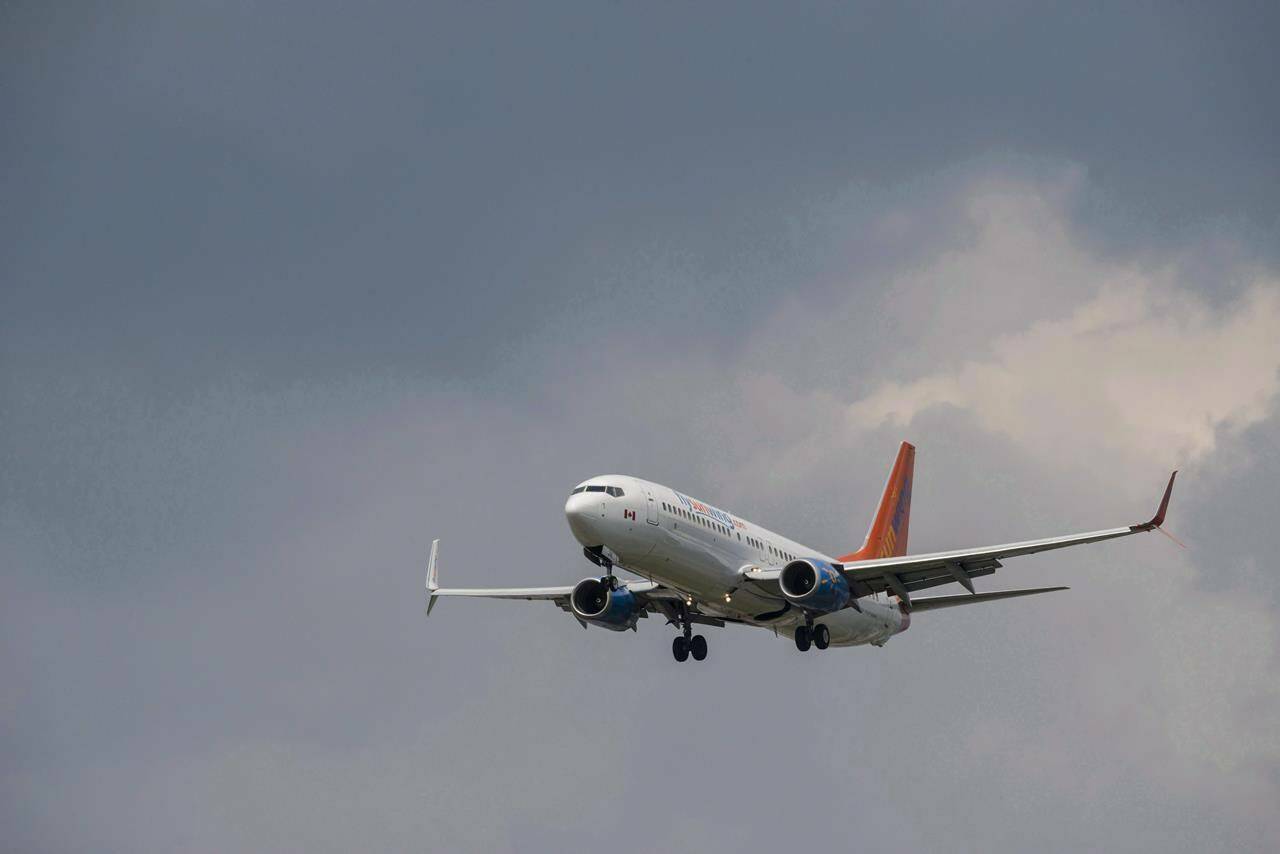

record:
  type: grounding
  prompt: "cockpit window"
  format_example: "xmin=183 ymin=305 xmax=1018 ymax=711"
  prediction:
xmin=575 ymin=484 xmax=624 ymax=496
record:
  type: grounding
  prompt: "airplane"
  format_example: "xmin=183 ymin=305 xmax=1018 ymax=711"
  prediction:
xmin=426 ymin=442 xmax=1177 ymax=662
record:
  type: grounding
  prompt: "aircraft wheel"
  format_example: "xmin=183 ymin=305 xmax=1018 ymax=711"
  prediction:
xmin=690 ymin=634 xmax=708 ymax=661
xmin=794 ymin=626 xmax=811 ymax=652
xmin=672 ymin=636 xmax=690 ymax=662
xmin=813 ymin=623 xmax=830 ymax=650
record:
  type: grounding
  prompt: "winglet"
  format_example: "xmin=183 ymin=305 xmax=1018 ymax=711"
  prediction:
xmin=1133 ymin=471 xmax=1177 ymax=531
xmin=426 ymin=538 xmax=441 ymax=615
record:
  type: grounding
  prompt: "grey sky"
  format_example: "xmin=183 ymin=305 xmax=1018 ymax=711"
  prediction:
xmin=3 ymin=3 xmax=1279 ymax=852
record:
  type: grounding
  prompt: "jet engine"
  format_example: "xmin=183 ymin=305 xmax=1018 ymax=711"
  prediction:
xmin=778 ymin=558 xmax=851 ymax=613
xmin=570 ymin=578 xmax=643 ymax=631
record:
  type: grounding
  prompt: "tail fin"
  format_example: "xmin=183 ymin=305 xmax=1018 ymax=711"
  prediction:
xmin=838 ymin=442 xmax=914 ymax=562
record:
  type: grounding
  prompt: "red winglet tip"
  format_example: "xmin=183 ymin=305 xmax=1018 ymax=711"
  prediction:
xmin=1149 ymin=470 xmax=1177 ymax=528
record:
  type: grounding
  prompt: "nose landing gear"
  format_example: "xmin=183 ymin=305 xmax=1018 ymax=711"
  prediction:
xmin=583 ymin=545 xmax=618 ymax=590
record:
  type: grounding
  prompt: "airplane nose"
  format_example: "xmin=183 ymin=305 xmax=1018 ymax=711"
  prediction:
xmin=565 ymin=493 xmax=602 ymax=545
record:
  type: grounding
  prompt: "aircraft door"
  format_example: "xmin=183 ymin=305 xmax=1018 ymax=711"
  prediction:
xmin=645 ymin=489 xmax=658 ymax=525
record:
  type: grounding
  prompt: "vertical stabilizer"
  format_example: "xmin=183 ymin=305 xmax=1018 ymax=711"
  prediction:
xmin=838 ymin=442 xmax=914 ymax=562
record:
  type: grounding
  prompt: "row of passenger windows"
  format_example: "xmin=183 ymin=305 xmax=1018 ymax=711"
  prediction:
xmin=570 ymin=485 xmax=625 ymax=497
xmin=662 ymin=502 xmax=731 ymax=536
xmin=660 ymin=501 xmax=797 ymax=562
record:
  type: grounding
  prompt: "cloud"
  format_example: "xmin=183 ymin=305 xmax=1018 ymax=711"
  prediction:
xmin=849 ymin=277 xmax=1280 ymax=475
xmin=718 ymin=172 xmax=1280 ymax=489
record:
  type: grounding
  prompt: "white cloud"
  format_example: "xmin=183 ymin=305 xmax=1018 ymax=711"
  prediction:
xmin=851 ymin=280 xmax=1280 ymax=471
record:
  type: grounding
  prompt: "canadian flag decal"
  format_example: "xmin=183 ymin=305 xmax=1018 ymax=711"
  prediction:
xmin=624 ymin=509 xmax=636 ymax=520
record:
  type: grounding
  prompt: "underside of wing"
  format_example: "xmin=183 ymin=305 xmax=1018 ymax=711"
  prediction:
xmin=424 ymin=538 xmax=678 ymax=619
xmin=837 ymin=525 xmax=1132 ymax=598
xmin=430 ymin=585 xmax=577 ymax=600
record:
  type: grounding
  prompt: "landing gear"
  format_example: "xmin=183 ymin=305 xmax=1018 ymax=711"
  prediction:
xmin=795 ymin=620 xmax=829 ymax=652
xmin=672 ymin=636 xmax=690 ymax=662
xmin=672 ymin=634 xmax=708 ymax=662
xmin=668 ymin=601 xmax=708 ymax=663
xmin=583 ymin=546 xmax=618 ymax=589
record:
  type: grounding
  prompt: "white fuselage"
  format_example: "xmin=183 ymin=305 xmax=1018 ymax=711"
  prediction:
xmin=564 ymin=475 xmax=907 ymax=647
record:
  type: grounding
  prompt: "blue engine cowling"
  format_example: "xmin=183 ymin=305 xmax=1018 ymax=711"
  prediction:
xmin=570 ymin=578 xmax=642 ymax=631
xmin=778 ymin=558 xmax=851 ymax=613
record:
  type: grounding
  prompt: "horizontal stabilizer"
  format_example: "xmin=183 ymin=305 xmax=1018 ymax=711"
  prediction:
xmin=909 ymin=586 xmax=1068 ymax=612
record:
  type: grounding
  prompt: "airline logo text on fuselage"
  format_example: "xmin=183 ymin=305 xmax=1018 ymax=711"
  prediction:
xmin=674 ymin=492 xmax=744 ymax=529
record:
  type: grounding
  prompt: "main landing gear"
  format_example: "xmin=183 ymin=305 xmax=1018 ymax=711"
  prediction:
xmin=794 ymin=620 xmax=830 ymax=652
xmin=670 ymin=602 xmax=708 ymax=662
xmin=672 ymin=634 xmax=707 ymax=662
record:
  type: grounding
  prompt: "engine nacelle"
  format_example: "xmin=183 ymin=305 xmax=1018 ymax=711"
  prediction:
xmin=778 ymin=558 xmax=851 ymax=614
xmin=570 ymin=578 xmax=642 ymax=631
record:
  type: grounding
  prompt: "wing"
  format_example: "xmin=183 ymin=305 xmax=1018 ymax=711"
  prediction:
xmin=745 ymin=471 xmax=1176 ymax=609
xmin=423 ymin=539 xmax=684 ymax=623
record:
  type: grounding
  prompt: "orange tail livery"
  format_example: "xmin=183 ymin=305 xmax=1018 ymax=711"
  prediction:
xmin=838 ymin=442 xmax=915 ymax=562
